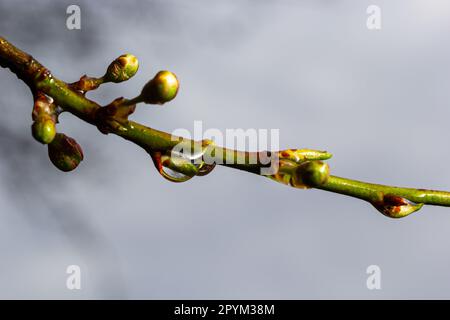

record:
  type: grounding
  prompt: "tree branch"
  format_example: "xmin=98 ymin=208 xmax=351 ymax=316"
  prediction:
xmin=1 ymin=35 xmax=449 ymax=218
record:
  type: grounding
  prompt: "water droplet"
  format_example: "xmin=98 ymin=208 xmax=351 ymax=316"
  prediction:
xmin=150 ymin=151 xmax=195 ymax=183
xmin=149 ymin=140 xmax=217 ymax=182
xmin=372 ymin=194 xmax=424 ymax=218
xmin=197 ymin=162 xmax=216 ymax=176
xmin=171 ymin=140 xmax=216 ymax=175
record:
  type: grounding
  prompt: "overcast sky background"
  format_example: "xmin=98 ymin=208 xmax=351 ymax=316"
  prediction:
xmin=1 ymin=0 xmax=450 ymax=299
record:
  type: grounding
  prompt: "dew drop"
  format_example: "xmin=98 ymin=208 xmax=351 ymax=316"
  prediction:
xmin=159 ymin=165 xmax=194 ymax=183
xmin=371 ymin=194 xmax=424 ymax=218
xmin=149 ymin=140 xmax=217 ymax=182
xmin=150 ymin=151 xmax=194 ymax=183
xmin=197 ymin=162 xmax=216 ymax=176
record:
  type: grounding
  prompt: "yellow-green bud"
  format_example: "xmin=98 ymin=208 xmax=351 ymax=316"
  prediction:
xmin=31 ymin=118 xmax=56 ymax=144
xmin=140 ymin=70 xmax=179 ymax=104
xmin=48 ymin=133 xmax=84 ymax=172
xmin=293 ymin=161 xmax=330 ymax=187
xmin=104 ymin=54 xmax=139 ymax=83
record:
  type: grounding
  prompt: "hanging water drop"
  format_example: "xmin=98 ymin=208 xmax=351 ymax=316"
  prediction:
xmin=371 ymin=194 xmax=424 ymax=218
xmin=149 ymin=139 xmax=217 ymax=182
xmin=197 ymin=162 xmax=216 ymax=176
xmin=150 ymin=151 xmax=195 ymax=183
xmin=159 ymin=166 xmax=194 ymax=183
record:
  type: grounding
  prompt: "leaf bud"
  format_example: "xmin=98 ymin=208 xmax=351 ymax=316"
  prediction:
xmin=293 ymin=160 xmax=330 ymax=188
xmin=31 ymin=118 xmax=56 ymax=144
xmin=140 ymin=70 xmax=179 ymax=104
xmin=104 ymin=54 xmax=139 ymax=83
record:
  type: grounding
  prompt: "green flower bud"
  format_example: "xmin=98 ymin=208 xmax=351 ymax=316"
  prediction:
xmin=48 ymin=133 xmax=84 ymax=172
xmin=104 ymin=54 xmax=139 ymax=83
xmin=293 ymin=161 xmax=330 ymax=188
xmin=31 ymin=118 xmax=56 ymax=144
xmin=140 ymin=70 xmax=179 ymax=104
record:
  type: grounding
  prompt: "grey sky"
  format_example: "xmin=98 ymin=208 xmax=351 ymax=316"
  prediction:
xmin=1 ymin=0 xmax=450 ymax=298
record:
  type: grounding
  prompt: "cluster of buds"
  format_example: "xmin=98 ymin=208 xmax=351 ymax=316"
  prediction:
xmin=93 ymin=61 xmax=180 ymax=142
xmin=31 ymin=93 xmax=83 ymax=172
xmin=95 ymin=52 xmax=180 ymax=106
xmin=32 ymin=51 xmax=180 ymax=174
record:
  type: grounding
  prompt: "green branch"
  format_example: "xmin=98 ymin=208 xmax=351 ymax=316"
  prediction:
xmin=1 ymin=35 xmax=449 ymax=218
